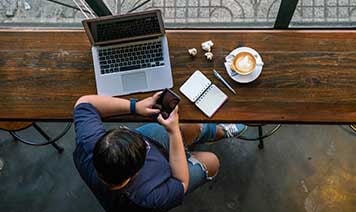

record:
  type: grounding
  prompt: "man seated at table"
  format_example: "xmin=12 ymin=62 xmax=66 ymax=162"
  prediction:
xmin=72 ymin=92 xmax=246 ymax=211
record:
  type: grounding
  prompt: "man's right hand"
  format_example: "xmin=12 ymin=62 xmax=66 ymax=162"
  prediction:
xmin=136 ymin=91 xmax=162 ymax=117
xmin=157 ymin=106 xmax=180 ymax=134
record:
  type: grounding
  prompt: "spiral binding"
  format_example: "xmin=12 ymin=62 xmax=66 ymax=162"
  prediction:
xmin=196 ymin=84 xmax=213 ymax=104
xmin=193 ymin=82 xmax=211 ymax=102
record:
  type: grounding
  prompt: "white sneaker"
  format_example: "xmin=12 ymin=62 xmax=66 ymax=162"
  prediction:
xmin=218 ymin=124 xmax=248 ymax=138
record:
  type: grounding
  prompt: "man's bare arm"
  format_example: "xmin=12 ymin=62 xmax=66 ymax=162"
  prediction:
xmin=74 ymin=92 xmax=161 ymax=118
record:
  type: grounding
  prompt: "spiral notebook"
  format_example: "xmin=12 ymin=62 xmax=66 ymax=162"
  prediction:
xmin=179 ymin=70 xmax=228 ymax=118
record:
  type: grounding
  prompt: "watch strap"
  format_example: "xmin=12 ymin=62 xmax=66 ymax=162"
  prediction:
xmin=130 ymin=98 xmax=137 ymax=114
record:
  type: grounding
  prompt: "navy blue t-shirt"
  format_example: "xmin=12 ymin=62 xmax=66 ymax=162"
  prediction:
xmin=73 ymin=103 xmax=184 ymax=211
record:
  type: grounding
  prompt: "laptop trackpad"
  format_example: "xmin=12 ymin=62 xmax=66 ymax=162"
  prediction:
xmin=122 ymin=72 xmax=148 ymax=92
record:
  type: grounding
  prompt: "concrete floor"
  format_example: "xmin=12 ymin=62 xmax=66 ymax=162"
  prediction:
xmin=0 ymin=123 xmax=356 ymax=212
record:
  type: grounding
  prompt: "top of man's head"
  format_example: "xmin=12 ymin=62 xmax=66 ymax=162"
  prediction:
xmin=93 ymin=128 xmax=147 ymax=186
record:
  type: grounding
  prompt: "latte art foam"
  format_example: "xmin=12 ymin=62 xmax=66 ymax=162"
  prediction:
xmin=231 ymin=52 xmax=256 ymax=75
xmin=237 ymin=55 xmax=254 ymax=71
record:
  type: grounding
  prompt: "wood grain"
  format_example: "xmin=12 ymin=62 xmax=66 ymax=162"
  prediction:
xmin=0 ymin=29 xmax=356 ymax=124
xmin=0 ymin=121 xmax=33 ymax=131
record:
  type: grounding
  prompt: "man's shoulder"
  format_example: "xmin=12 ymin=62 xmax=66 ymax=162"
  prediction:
xmin=73 ymin=102 xmax=105 ymax=147
xmin=74 ymin=102 xmax=99 ymax=116
xmin=73 ymin=102 xmax=106 ymax=176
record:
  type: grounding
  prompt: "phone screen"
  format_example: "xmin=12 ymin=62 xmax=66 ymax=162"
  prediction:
xmin=156 ymin=89 xmax=181 ymax=119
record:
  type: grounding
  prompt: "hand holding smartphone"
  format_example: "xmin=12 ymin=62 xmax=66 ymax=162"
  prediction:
xmin=153 ymin=89 xmax=181 ymax=119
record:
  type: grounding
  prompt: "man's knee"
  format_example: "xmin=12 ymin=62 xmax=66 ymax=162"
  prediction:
xmin=205 ymin=152 xmax=220 ymax=177
xmin=191 ymin=152 xmax=220 ymax=178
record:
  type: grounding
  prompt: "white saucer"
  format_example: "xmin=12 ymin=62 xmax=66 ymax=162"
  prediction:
xmin=224 ymin=47 xmax=263 ymax=83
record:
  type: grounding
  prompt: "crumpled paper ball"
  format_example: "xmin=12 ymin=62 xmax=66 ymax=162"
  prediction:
xmin=188 ymin=48 xmax=197 ymax=56
xmin=205 ymin=52 xmax=213 ymax=60
xmin=201 ymin=40 xmax=214 ymax=52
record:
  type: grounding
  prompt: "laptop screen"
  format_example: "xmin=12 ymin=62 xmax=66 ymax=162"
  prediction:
xmin=87 ymin=12 xmax=163 ymax=44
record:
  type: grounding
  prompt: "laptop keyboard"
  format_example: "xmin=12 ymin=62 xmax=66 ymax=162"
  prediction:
xmin=98 ymin=40 xmax=165 ymax=75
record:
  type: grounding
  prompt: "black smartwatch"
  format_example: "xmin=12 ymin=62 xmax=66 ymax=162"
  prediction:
xmin=130 ymin=98 xmax=137 ymax=114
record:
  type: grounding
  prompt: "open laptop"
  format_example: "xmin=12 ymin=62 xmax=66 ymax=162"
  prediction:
xmin=82 ymin=10 xmax=173 ymax=96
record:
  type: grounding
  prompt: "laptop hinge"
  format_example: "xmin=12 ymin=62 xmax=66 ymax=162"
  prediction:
xmin=96 ymin=35 xmax=162 ymax=47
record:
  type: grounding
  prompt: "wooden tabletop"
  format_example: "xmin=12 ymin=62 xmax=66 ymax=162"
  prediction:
xmin=0 ymin=29 xmax=356 ymax=124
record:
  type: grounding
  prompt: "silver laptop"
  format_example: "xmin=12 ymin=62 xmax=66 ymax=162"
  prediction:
xmin=82 ymin=10 xmax=173 ymax=96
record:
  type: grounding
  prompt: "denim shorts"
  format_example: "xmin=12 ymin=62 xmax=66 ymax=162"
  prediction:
xmin=135 ymin=123 xmax=213 ymax=193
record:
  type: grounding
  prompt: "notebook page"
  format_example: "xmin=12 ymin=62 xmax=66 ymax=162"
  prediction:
xmin=179 ymin=70 xmax=211 ymax=102
xmin=195 ymin=84 xmax=228 ymax=118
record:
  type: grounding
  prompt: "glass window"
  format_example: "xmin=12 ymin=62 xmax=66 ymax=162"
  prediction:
xmin=124 ymin=0 xmax=282 ymax=28
xmin=0 ymin=0 xmax=282 ymax=28
xmin=290 ymin=0 xmax=356 ymax=27
xmin=0 ymin=0 xmax=83 ymax=27
xmin=1 ymin=0 xmax=355 ymax=28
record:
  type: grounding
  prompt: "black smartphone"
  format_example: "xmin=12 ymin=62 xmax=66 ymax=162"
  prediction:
xmin=153 ymin=89 xmax=181 ymax=119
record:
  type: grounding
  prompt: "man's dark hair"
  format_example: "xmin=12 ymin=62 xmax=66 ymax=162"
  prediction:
xmin=93 ymin=128 xmax=147 ymax=186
